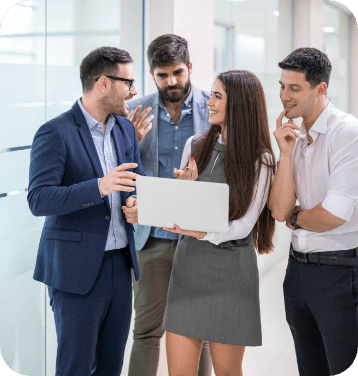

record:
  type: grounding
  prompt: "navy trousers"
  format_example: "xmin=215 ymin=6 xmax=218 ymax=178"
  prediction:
xmin=283 ymin=251 xmax=358 ymax=376
xmin=48 ymin=247 xmax=132 ymax=376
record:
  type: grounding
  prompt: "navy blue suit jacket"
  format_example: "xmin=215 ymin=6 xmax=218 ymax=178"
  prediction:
xmin=28 ymin=102 xmax=145 ymax=295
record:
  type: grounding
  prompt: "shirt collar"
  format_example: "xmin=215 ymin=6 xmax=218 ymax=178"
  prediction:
xmin=300 ymin=102 xmax=330 ymax=137
xmin=77 ymin=98 xmax=115 ymax=131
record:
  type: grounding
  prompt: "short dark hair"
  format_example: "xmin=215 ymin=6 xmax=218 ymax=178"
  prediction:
xmin=147 ymin=34 xmax=190 ymax=71
xmin=278 ymin=47 xmax=332 ymax=88
xmin=80 ymin=46 xmax=133 ymax=93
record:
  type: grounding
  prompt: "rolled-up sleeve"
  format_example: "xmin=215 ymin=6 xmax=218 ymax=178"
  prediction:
xmin=322 ymin=124 xmax=358 ymax=221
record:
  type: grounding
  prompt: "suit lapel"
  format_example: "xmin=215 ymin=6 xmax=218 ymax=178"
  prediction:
xmin=141 ymin=94 xmax=159 ymax=177
xmin=112 ymin=119 xmax=128 ymax=206
xmin=73 ymin=102 xmax=110 ymax=209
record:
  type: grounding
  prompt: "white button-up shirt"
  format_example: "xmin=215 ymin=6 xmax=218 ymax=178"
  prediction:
xmin=291 ymin=102 xmax=358 ymax=253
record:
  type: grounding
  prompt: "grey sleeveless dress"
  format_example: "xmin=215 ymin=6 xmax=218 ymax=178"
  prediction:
xmin=163 ymin=137 xmax=262 ymax=346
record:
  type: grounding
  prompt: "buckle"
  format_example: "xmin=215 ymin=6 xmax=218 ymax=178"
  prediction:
xmin=296 ymin=252 xmax=308 ymax=263
xmin=290 ymin=248 xmax=308 ymax=263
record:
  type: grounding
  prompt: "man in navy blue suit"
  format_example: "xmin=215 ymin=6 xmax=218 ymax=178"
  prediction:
xmin=28 ymin=46 xmax=145 ymax=376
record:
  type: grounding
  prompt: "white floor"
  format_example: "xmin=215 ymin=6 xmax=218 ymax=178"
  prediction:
xmin=123 ymin=253 xmax=300 ymax=376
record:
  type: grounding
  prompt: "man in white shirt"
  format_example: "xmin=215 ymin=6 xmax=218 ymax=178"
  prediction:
xmin=269 ymin=47 xmax=358 ymax=375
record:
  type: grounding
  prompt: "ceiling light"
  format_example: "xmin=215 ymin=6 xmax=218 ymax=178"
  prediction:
xmin=273 ymin=11 xmax=280 ymax=16
xmin=323 ymin=27 xmax=336 ymax=33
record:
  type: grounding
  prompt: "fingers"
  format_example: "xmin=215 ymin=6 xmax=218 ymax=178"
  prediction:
xmin=173 ymin=169 xmax=182 ymax=178
xmin=114 ymin=170 xmax=139 ymax=179
xmin=112 ymin=185 xmax=135 ymax=192
xmin=125 ymin=197 xmax=137 ymax=208
xmin=127 ymin=109 xmax=134 ymax=121
xmin=116 ymin=163 xmax=138 ymax=171
xmin=137 ymin=107 xmax=153 ymax=124
xmin=276 ymin=110 xmax=287 ymax=128
xmin=131 ymin=104 xmax=143 ymax=121
xmin=115 ymin=178 xmax=136 ymax=187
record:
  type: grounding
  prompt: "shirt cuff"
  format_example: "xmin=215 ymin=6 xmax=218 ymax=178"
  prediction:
xmin=198 ymin=232 xmax=222 ymax=245
xmin=322 ymin=192 xmax=355 ymax=221
xmin=98 ymin=178 xmax=104 ymax=199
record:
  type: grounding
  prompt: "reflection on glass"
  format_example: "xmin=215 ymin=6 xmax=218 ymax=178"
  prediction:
xmin=323 ymin=4 xmax=350 ymax=113
xmin=214 ymin=23 xmax=234 ymax=78
xmin=1 ymin=1 xmax=144 ymax=375
xmin=0 ymin=1 xmax=46 ymax=375
xmin=214 ymin=0 xmax=292 ymax=156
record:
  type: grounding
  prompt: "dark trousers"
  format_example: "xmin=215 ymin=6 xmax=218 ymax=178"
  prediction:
xmin=128 ymin=237 xmax=212 ymax=376
xmin=48 ymin=247 xmax=132 ymax=376
xmin=283 ymin=251 xmax=358 ymax=376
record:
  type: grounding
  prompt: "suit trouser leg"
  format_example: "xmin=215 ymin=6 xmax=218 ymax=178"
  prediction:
xmin=128 ymin=237 xmax=212 ymax=376
xmin=283 ymin=254 xmax=358 ymax=376
xmin=49 ymin=249 xmax=132 ymax=376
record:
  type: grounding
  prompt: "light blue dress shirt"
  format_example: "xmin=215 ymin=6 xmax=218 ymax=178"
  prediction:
xmin=77 ymin=99 xmax=128 ymax=251
xmin=150 ymin=90 xmax=194 ymax=240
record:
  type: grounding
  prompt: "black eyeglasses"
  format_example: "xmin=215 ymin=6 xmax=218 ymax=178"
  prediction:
xmin=95 ymin=75 xmax=134 ymax=90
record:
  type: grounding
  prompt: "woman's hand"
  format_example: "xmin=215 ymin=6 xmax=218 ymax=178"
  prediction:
xmin=162 ymin=224 xmax=207 ymax=239
xmin=173 ymin=157 xmax=198 ymax=180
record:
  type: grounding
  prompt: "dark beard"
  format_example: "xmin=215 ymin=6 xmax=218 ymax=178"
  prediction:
xmin=157 ymin=79 xmax=191 ymax=103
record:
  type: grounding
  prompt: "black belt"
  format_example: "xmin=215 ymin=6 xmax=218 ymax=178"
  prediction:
xmin=290 ymin=245 xmax=358 ymax=266
xmin=103 ymin=245 xmax=130 ymax=258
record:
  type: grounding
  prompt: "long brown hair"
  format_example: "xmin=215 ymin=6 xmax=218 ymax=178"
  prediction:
xmin=191 ymin=70 xmax=276 ymax=254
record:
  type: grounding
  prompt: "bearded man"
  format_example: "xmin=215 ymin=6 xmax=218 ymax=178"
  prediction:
xmin=125 ymin=34 xmax=213 ymax=376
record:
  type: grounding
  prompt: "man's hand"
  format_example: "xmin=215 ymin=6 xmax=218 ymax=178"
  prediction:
xmin=99 ymin=163 xmax=138 ymax=196
xmin=286 ymin=205 xmax=302 ymax=230
xmin=173 ymin=157 xmax=198 ymax=181
xmin=128 ymin=104 xmax=154 ymax=143
xmin=162 ymin=224 xmax=207 ymax=239
xmin=273 ymin=110 xmax=301 ymax=158
xmin=122 ymin=196 xmax=138 ymax=224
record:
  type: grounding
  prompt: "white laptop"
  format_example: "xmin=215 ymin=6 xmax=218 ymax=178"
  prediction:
xmin=136 ymin=176 xmax=229 ymax=234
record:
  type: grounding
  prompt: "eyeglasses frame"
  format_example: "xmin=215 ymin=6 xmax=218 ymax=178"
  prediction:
xmin=95 ymin=75 xmax=134 ymax=90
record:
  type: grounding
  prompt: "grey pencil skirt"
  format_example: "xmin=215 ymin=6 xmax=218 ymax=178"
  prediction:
xmin=163 ymin=233 xmax=262 ymax=346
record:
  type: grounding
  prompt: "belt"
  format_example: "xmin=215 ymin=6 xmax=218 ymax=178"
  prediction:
xmin=290 ymin=245 xmax=358 ymax=266
xmin=103 ymin=245 xmax=130 ymax=258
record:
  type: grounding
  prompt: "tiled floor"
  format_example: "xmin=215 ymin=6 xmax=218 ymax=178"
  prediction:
xmin=138 ymin=254 xmax=300 ymax=376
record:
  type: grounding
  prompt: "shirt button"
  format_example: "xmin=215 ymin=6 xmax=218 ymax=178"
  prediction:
xmin=167 ymin=114 xmax=170 ymax=117
xmin=175 ymin=146 xmax=178 ymax=150
xmin=83 ymin=204 xmax=87 ymax=208
xmin=188 ymin=105 xmax=191 ymax=108
xmin=113 ymin=205 xmax=115 ymax=208
xmin=175 ymin=126 xmax=178 ymax=129
xmin=105 ymin=215 xmax=110 ymax=221
xmin=115 ymin=227 xmax=117 ymax=231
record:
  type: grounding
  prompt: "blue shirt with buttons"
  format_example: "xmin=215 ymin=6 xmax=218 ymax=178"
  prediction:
xmin=150 ymin=89 xmax=194 ymax=240
xmin=77 ymin=99 xmax=128 ymax=251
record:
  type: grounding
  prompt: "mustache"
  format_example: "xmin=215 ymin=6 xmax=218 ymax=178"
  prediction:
xmin=164 ymin=84 xmax=184 ymax=91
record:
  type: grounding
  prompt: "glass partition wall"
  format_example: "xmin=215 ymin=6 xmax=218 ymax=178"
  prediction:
xmin=0 ymin=1 xmax=144 ymax=375
xmin=213 ymin=0 xmax=294 ymax=271
xmin=323 ymin=1 xmax=351 ymax=113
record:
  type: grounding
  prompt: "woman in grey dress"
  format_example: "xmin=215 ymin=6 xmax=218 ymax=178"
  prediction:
xmin=162 ymin=70 xmax=276 ymax=376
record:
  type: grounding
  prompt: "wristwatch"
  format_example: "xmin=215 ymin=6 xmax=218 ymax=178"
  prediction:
xmin=290 ymin=210 xmax=302 ymax=230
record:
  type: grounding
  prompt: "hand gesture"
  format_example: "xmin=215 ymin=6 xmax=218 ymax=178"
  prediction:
xmin=173 ymin=157 xmax=198 ymax=181
xmin=273 ymin=110 xmax=301 ymax=158
xmin=128 ymin=105 xmax=154 ymax=144
xmin=99 ymin=163 xmax=138 ymax=196
xmin=162 ymin=224 xmax=207 ymax=239
xmin=122 ymin=196 xmax=138 ymax=224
